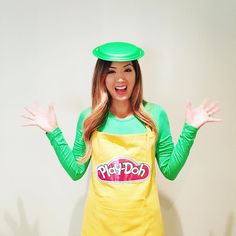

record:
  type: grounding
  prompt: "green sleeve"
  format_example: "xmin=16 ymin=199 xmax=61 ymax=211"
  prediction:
xmin=45 ymin=108 xmax=91 ymax=181
xmin=156 ymin=107 xmax=199 ymax=180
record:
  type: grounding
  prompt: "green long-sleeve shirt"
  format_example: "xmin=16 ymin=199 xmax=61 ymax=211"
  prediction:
xmin=46 ymin=101 xmax=199 ymax=181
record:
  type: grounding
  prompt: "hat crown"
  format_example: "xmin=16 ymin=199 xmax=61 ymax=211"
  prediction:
xmin=92 ymin=42 xmax=144 ymax=61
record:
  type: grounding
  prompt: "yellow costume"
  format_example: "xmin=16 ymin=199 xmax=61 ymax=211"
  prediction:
xmin=46 ymin=103 xmax=199 ymax=235
xmin=81 ymin=126 xmax=164 ymax=235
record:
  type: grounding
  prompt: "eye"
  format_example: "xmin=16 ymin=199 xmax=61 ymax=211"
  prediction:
xmin=125 ymin=68 xmax=132 ymax=72
xmin=107 ymin=70 xmax=115 ymax=74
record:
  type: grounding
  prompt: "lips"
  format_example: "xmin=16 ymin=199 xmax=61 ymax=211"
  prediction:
xmin=115 ymin=85 xmax=127 ymax=91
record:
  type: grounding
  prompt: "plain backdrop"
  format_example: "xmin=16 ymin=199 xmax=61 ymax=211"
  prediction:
xmin=0 ymin=0 xmax=235 ymax=235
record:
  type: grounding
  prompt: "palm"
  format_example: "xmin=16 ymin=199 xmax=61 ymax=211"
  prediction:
xmin=185 ymin=97 xmax=222 ymax=129
xmin=22 ymin=101 xmax=58 ymax=133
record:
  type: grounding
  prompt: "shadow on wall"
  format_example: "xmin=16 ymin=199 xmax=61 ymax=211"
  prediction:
xmin=2 ymin=192 xmax=87 ymax=236
xmin=159 ymin=191 xmax=183 ymax=236
xmin=3 ymin=197 xmax=40 ymax=236
xmin=68 ymin=168 xmax=91 ymax=236
xmin=68 ymin=193 xmax=87 ymax=236
xmin=159 ymin=191 xmax=235 ymax=236
xmin=209 ymin=211 xmax=235 ymax=236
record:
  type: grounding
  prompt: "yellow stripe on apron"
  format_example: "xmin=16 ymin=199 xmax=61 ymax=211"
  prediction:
xmin=81 ymin=125 xmax=165 ymax=236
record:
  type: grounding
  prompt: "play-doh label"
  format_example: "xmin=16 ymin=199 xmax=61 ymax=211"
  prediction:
xmin=96 ymin=157 xmax=150 ymax=183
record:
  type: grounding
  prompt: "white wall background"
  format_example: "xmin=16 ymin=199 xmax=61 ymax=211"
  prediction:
xmin=0 ymin=0 xmax=235 ymax=235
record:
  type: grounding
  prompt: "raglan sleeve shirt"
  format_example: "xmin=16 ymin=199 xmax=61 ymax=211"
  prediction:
xmin=45 ymin=103 xmax=199 ymax=181
xmin=45 ymin=109 xmax=91 ymax=181
xmin=155 ymin=106 xmax=198 ymax=180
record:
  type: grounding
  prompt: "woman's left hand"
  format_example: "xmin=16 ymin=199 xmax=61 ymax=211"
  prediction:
xmin=185 ymin=97 xmax=222 ymax=129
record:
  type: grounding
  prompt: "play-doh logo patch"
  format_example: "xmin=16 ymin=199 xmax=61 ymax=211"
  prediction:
xmin=96 ymin=157 xmax=150 ymax=183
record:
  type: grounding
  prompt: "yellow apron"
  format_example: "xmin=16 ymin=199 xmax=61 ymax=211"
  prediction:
xmin=81 ymin=125 xmax=165 ymax=236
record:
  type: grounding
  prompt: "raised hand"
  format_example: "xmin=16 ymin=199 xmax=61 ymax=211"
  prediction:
xmin=21 ymin=101 xmax=58 ymax=133
xmin=185 ymin=97 xmax=222 ymax=129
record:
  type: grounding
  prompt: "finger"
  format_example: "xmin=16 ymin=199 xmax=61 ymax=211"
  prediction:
xmin=21 ymin=121 xmax=37 ymax=127
xmin=205 ymin=101 xmax=220 ymax=113
xmin=208 ymin=117 xmax=223 ymax=122
xmin=207 ymin=105 xmax=221 ymax=117
xmin=211 ymin=105 xmax=221 ymax=114
xmin=186 ymin=98 xmax=192 ymax=110
xmin=49 ymin=102 xmax=54 ymax=111
xmin=205 ymin=101 xmax=217 ymax=112
xmin=24 ymin=106 xmax=36 ymax=116
xmin=200 ymin=97 xmax=210 ymax=109
xmin=21 ymin=114 xmax=34 ymax=121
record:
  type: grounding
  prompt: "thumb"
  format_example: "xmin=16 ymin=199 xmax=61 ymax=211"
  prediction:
xmin=186 ymin=98 xmax=192 ymax=110
xmin=49 ymin=102 xmax=54 ymax=111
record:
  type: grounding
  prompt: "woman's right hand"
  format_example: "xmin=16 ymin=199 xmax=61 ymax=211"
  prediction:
xmin=21 ymin=102 xmax=59 ymax=133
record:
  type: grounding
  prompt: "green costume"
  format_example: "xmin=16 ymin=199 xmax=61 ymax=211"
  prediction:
xmin=46 ymin=101 xmax=198 ymax=181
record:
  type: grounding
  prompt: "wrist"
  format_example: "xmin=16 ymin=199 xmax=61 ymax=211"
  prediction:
xmin=184 ymin=122 xmax=199 ymax=130
xmin=45 ymin=126 xmax=58 ymax=133
xmin=46 ymin=127 xmax=61 ymax=140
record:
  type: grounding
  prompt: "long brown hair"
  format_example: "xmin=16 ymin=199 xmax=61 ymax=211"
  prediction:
xmin=77 ymin=59 xmax=158 ymax=163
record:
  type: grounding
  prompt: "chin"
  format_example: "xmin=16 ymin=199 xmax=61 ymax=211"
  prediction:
xmin=113 ymin=96 xmax=130 ymax=102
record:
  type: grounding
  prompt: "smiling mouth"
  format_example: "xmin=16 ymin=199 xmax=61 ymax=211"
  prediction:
xmin=114 ymin=86 xmax=127 ymax=95
xmin=115 ymin=86 xmax=127 ymax=91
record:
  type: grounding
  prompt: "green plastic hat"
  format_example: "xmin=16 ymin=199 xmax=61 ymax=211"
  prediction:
xmin=92 ymin=41 xmax=144 ymax=61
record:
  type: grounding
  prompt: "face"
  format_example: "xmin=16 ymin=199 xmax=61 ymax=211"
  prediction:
xmin=105 ymin=61 xmax=136 ymax=103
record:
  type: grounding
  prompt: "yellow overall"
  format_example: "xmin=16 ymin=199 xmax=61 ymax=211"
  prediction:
xmin=81 ymin=125 xmax=165 ymax=236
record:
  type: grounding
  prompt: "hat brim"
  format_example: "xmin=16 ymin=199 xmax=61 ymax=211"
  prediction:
xmin=92 ymin=42 xmax=144 ymax=61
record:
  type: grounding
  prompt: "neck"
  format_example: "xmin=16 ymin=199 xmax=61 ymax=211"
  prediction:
xmin=110 ymin=100 xmax=133 ymax=118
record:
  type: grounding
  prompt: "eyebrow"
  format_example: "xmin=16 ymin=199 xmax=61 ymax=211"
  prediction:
xmin=109 ymin=63 xmax=132 ymax=69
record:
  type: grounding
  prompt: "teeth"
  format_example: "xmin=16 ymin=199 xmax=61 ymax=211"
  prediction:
xmin=115 ymin=86 xmax=127 ymax=89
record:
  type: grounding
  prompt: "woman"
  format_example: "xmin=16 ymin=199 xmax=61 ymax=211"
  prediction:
xmin=22 ymin=42 xmax=222 ymax=235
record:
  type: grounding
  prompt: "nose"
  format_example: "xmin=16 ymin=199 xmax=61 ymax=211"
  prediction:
xmin=115 ymin=71 xmax=125 ymax=81
xmin=116 ymin=77 xmax=125 ymax=82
